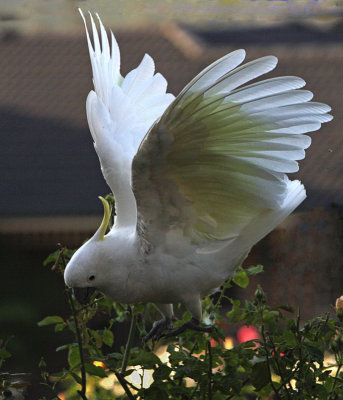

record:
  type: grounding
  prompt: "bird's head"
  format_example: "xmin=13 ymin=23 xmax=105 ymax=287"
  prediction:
xmin=64 ymin=196 xmax=115 ymax=303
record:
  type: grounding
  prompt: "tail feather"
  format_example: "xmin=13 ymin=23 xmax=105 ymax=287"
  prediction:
xmin=210 ymin=179 xmax=306 ymax=277
xmin=235 ymin=179 xmax=306 ymax=254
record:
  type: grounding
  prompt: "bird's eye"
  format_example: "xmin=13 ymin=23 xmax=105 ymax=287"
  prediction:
xmin=88 ymin=275 xmax=95 ymax=282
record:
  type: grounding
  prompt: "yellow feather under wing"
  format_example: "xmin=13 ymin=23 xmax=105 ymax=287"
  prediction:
xmin=165 ymin=103 xmax=289 ymax=242
xmin=132 ymin=53 xmax=332 ymax=249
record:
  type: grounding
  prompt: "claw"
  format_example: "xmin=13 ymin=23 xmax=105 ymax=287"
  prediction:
xmin=143 ymin=317 xmax=173 ymax=343
xmin=143 ymin=317 xmax=216 ymax=343
xmin=162 ymin=317 xmax=216 ymax=339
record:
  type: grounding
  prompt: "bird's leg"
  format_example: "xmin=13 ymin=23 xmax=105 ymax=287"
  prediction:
xmin=162 ymin=296 xmax=215 ymax=338
xmin=162 ymin=317 xmax=216 ymax=338
xmin=143 ymin=303 xmax=174 ymax=342
xmin=143 ymin=317 xmax=173 ymax=342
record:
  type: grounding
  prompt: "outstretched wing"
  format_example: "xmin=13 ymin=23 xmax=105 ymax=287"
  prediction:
xmin=80 ymin=10 xmax=174 ymax=227
xmin=132 ymin=50 xmax=332 ymax=252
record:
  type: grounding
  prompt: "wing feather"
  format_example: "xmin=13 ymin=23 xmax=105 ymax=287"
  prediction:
xmin=205 ymin=56 xmax=278 ymax=96
xmin=80 ymin=10 xmax=174 ymax=227
xmin=132 ymin=50 xmax=332 ymax=250
xmin=177 ymin=49 xmax=246 ymax=98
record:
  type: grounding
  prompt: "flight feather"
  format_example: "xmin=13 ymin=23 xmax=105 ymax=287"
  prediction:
xmin=80 ymin=10 xmax=175 ymax=227
xmin=132 ymin=51 xmax=332 ymax=253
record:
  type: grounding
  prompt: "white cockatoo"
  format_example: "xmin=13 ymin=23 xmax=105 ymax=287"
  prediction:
xmin=64 ymin=10 xmax=332 ymax=340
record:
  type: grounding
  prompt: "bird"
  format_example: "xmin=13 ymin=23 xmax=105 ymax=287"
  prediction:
xmin=64 ymin=10 xmax=332 ymax=341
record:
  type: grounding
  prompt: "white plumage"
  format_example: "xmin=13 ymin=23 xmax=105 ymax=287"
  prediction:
xmin=64 ymin=10 xmax=332 ymax=340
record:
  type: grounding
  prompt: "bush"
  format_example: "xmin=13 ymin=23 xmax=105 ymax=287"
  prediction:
xmin=32 ymin=247 xmax=343 ymax=400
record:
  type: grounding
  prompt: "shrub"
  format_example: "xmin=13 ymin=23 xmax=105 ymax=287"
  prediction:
xmin=35 ymin=247 xmax=343 ymax=400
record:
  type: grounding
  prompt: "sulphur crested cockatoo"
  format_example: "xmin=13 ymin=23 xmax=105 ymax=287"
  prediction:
xmin=64 ymin=10 xmax=332 ymax=341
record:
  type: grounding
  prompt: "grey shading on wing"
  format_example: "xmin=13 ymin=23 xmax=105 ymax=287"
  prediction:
xmin=132 ymin=50 xmax=332 ymax=252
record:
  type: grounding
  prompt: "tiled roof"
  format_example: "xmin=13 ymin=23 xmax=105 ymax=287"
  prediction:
xmin=1 ymin=25 xmax=342 ymax=220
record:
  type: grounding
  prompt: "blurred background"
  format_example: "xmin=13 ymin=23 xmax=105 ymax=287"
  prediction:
xmin=1 ymin=0 xmax=343 ymax=397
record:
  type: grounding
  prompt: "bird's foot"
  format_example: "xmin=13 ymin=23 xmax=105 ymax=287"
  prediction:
xmin=162 ymin=317 xmax=216 ymax=338
xmin=143 ymin=317 xmax=173 ymax=343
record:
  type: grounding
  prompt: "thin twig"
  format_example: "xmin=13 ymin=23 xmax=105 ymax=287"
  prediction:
xmin=41 ymin=376 xmax=64 ymax=400
xmin=269 ymin=336 xmax=291 ymax=399
xmin=315 ymin=313 xmax=330 ymax=342
xmin=260 ymin=311 xmax=281 ymax=399
xmin=121 ymin=307 xmax=137 ymax=373
xmin=214 ymin=283 xmax=230 ymax=308
xmin=295 ymin=308 xmax=304 ymax=397
xmin=67 ymin=289 xmax=88 ymax=400
xmin=178 ymin=338 xmax=184 ymax=387
xmin=207 ymin=340 xmax=213 ymax=400
xmin=330 ymin=353 xmax=343 ymax=398
xmin=75 ymin=296 xmax=105 ymax=314
xmin=51 ymin=247 xmax=64 ymax=271
xmin=114 ymin=371 xmax=136 ymax=400
xmin=61 ymin=251 xmax=88 ymax=400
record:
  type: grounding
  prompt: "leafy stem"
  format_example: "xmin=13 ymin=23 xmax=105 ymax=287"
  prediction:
xmin=330 ymin=352 xmax=343 ymax=398
xmin=67 ymin=289 xmax=88 ymax=400
xmin=260 ymin=307 xmax=281 ymax=399
xmin=60 ymin=251 xmax=88 ymax=400
xmin=207 ymin=340 xmax=213 ymax=400
xmin=121 ymin=307 xmax=137 ymax=373
xmin=113 ymin=370 xmax=136 ymax=400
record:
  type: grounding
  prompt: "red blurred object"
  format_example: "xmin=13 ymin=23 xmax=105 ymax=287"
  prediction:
xmin=272 ymin=348 xmax=285 ymax=357
xmin=237 ymin=325 xmax=261 ymax=344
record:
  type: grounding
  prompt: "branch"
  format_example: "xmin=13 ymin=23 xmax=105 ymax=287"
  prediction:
xmin=61 ymin=252 xmax=88 ymax=400
xmin=114 ymin=371 xmax=136 ymax=400
xmin=121 ymin=308 xmax=136 ymax=373
xmin=260 ymin=314 xmax=281 ymax=399
xmin=67 ymin=289 xmax=88 ymax=400
xmin=207 ymin=340 xmax=213 ymax=400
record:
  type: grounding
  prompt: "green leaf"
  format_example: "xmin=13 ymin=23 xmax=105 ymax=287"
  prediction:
xmin=251 ymin=361 xmax=270 ymax=391
xmin=277 ymin=304 xmax=295 ymax=313
xmin=38 ymin=357 xmax=47 ymax=370
xmin=132 ymin=303 xmax=145 ymax=315
xmin=233 ymin=267 xmax=249 ymax=288
xmin=43 ymin=250 xmax=60 ymax=266
xmin=68 ymin=371 xmax=82 ymax=385
xmin=0 ymin=349 xmax=11 ymax=359
xmin=89 ymin=329 xmax=103 ymax=348
xmin=38 ymin=316 xmax=64 ymax=327
xmin=98 ymin=296 xmax=114 ymax=310
xmin=107 ymin=352 xmax=123 ymax=360
xmin=168 ymin=349 xmax=187 ymax=366
xmin=282 ymin=330 xmax=297 ymax=347
xmin=84 ymin=363 xmax=107 ymax=378
xmin=130 ymin=351 xmax=161 ymax=369
xmin=55 ymin=323 xmax=67 ymax=332
xmin=169 ymin=386 xmax=191 ymax=397
xmin=122 ymin=368 xmax=135 ymax=377
xmin=103 ymin=329 xmax=114 ymax=347
xmin=303 ymin=343 xmax=324 ymax=364
xmin=143 ymin=384 xmax=170 ymax=400
xmin=226 ymin=300 xmax=243 ymax=323
xmin=313 ymin=383 xmax=328 ymax=398
xmin=153 ymin=364 xmax=172 ymax=381
xmin=68 ymin=346 xmax=80 ymax=369
xmin=56 ymin=344 xmax=69 ymax=352
xmin=262 ymin=310 xmax=279 ymax=321
xmin=246 ymin=264 xmax=264 ymax=276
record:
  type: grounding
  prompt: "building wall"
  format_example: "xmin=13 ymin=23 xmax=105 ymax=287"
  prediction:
xmin=237 ymin=206 xmax=343 ymax=321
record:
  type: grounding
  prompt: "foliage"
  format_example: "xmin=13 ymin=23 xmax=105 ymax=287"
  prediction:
xmin=0 ymin=337 xmax=30 ymax=399
xmin=35 ymin=246 xmax=343 ymax=400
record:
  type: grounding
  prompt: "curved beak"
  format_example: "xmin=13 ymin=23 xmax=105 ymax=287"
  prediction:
xmin=72 ymin=287 xmax=96 ymax=304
